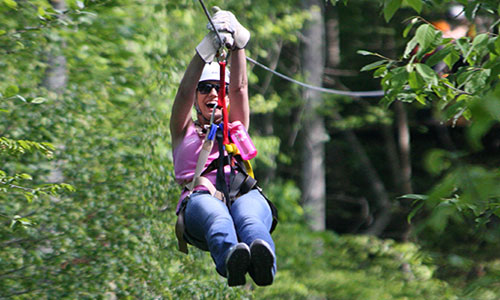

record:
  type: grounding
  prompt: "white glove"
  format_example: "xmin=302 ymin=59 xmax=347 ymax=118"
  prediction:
xmin=208 ymin=7 xmax=250 ymax=49
xmin=195 ymin=31 xmax=233 ymax=63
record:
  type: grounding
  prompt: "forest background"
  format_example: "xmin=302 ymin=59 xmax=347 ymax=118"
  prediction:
xmin=1 ymin=0 xmax=499 ymax=299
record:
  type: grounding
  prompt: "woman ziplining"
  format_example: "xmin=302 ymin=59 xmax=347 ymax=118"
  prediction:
xmin=170 ymin=7 xmax=278 ymax=287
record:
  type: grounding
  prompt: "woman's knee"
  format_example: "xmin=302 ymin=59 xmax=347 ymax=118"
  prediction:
xmin=232 ymin=203 xmax=272 ymax=231
xmin=232 ymin=192 xmax=271 ymax=220
xmin=234 ymin=215 xmax=267 ymax=232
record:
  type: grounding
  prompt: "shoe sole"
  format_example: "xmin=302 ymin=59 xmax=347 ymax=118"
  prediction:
xmin=226 ymin=246 xmax=250 ymax=287
xmin=250 ymin=242 xmax=274 ymax=286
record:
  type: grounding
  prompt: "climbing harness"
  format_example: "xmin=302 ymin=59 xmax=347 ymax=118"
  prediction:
xmin=175 ymin=121 xmax=278 ymax=254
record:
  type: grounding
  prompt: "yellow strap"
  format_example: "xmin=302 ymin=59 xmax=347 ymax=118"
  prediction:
xmin=244 ymin=160 xmax=254 ymax=178
xmin=225 ymin=143 xmax=237 ymax=154
xmin=225 ymin=143 xmax=254 ymax=178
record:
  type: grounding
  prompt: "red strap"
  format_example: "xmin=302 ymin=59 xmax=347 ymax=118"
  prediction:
xmin=218 ymin=61 xmax=229 ymax=145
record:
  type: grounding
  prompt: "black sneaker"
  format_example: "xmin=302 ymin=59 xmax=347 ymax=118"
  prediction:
xmin=225 ymin=243 xmax=251 ymax=287
xmin=249 ymin=239 xmax=275 ymax=286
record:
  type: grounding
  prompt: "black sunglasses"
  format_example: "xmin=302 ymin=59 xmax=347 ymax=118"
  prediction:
xmin=197 ymin=82 xmax=229 ymax=95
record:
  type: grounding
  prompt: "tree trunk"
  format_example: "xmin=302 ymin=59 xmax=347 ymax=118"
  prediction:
xmin=394 ymin=101 xmax=413 ymax=241
xmin=395 ymin=101 xmax=412 ymax=195
xmin=42 ymin=0 xmax=68 ymax=94
xmin=44 ymin=0 xmax=67 ymax=184
xmin=301 ymin=0 xmax=326 ymax=231
xmin=382 ymin=124 xmax=402 ymax=191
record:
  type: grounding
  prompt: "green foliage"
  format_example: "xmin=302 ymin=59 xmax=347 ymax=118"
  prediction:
xmin=360 ymin=0 xmax=500 ymax=234
xmin=254 ymin=223 xmax=464 ymax=300
xmin=265 ymin=179 xmax=304 ymax=224
xmin=0 ymin=137 xmax=54 ymax=157
xmin=1 ymin=0 xmax=192 ymax=297
xmin=0 ymin=0 xmax=309 ymax=298
xmin=361 ymin=22 xmax=500 ymax=110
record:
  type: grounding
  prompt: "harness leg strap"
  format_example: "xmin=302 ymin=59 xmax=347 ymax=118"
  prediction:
xmin=175 ymin=214 xmax=189 ymax=254
xmin=175 ymin=198 xmax=190 ymax=254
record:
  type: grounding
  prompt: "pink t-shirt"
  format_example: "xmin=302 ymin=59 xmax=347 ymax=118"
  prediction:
xmin=173 ymin=122 xmax=231 ymax=213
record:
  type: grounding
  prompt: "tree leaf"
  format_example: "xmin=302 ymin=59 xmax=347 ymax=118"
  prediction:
xmin=357 ymin=50 xmax=377 ymax=56
xmin=399 ymin=194 xmax=429 ymax=201
xmin=403 ymin=18 xmax=418 ymax=38
xmin=443 ymin=49 xmax=460 ymax=70
xmin=407 ymin=201 xmax=425 ymax=224
xmin=5 ymin=85 xmax=19 ymax=98
xmin=406 ymin=0 xmax=423 ymax=13
xmin=425 ymin=45 xmax=452 ymax=67
xmin=10 ymin=215 xmax=28 ymax=228
xmin=19 ymin=173 xmax=33 ymax=180
xmin=464 ymin=69 xmax=491 ymax=94
xmin=389 ymin=67 xmax=409 ymax=88
xmin=425 ymin=149 xmax=452 ymax=175
xmin=467 ymin=118 xmax=495 ymax=150
xmin=403 ymin=36 xmax=418 ymax=58
xmin=15 ymin=217 xmax=33 ymax=226
xmin=408 ymin=70 xmax=423 ymax=90
xmin=16 ymin=94 xmax=27 ymax=102
xmin=416 ymin=63 xmax=438 ymax=86
xmin=31 ymin=97 xmax=47 ymax=104
xmin=18 ymin=140 xmax=31 ymax=151
xmin=383 ymin=0 xmax=402 ymax=23
xmin=456 ymin=37 xmax=471 ymax=58
xmin=373 ymin=66 xmax=387 ymax=78
xmin=415 ymin=24 xmax=436 ymax=53
xmin=3 ymin=0 xmax=17 ymax=9
xmin=488 ymin=36 xmax=500 ymax=55
xmin=384 ymin=0 xmax=402 ymax=22
xmin=415 ymin=93 xmax=426 ymax=104
xmin=360 ymin=60 xmax=387 ymax=72
xmin=472 ymin=33 xmax=490 ymax=49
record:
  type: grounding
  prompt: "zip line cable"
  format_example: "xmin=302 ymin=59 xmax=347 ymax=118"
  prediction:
xmin=197 ymin=0 xmax=385 ymax=98
xmin=246 ymin=57 xmax=385 ymax=98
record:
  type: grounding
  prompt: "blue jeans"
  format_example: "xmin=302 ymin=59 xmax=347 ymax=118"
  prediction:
xmin=184 ymin=189 xmax=276 ymax=277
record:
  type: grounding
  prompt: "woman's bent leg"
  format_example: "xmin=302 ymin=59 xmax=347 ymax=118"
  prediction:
xmin=231 ymin=189 xmax=276 ymax=284
xmin=184 ymin=192 xmax=238 ymax=276
xmin=230 ymin=189 xmax=275 ymax=251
